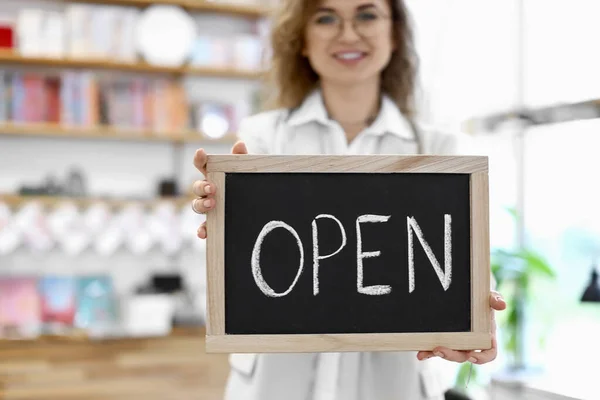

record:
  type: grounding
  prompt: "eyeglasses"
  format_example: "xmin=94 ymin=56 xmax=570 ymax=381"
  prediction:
xmin=308 ymin=8 xmax=392 ymax=39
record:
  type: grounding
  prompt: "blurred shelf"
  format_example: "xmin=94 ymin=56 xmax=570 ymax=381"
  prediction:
xmin=0 ymin=325 xmax=227 ymax=400
xmin=0 ymin=194 xmax=194 ymax=210
xmin=187 ymin=65 xmax=261 ymax=79
xmin=0 ymin=122 xmax=238 ymax=144
xmin=0 ymin=326 xmax=205 ymax=344
xmin=65 ymin=0 xmax=270 ymax=18
xmin=0 ymin=50 xmax=262 ymax=79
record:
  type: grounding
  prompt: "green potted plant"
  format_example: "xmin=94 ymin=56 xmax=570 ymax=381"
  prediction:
xmin=490 ymin=208 xmax=556 ymax=371
xmin=454 ymin=208 xmax=556 ymax=391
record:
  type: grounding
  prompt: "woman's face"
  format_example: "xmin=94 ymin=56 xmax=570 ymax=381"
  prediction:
xmin=303 ymin=0 xmax=395 ymax=87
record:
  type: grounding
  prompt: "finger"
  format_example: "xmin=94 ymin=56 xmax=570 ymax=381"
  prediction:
xmin=231 ymin=141 xmax=248 ymax=155
xmin=491 ymin=302 xmax=497 ymax=331
xmin=193 ymin=180 xmax=215 ymax=198
xmin=431 ymin=347 xmax=470 ymax=363
xmin=469 ymin=304 xmax=498 ymax=364
xmin=192 ymin=197 xmax=215 ymax=214
xmin=197 ymin=222 xmax=207 ymax=239
xmin=468 ymin=335 xmax=498 ymax=364
xmin=193 ymin=148 xmax=208 ymax=176
xmin=490 ymin=291 xmax=507 ymax=310
xmin=417 ymin=351 xmax=435 ymax=360
xmin=427 ymin=305 xmax=499 ymax=364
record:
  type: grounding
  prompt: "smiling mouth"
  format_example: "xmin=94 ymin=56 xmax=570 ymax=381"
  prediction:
xmin=333 ymin=51 xmax=368 ymax=61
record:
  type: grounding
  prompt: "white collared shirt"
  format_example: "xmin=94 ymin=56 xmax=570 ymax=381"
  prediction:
xmin=238 ymin=89 xmax=458 ymax=157
xmin=226 ymin=89 xmax=459 ymax=400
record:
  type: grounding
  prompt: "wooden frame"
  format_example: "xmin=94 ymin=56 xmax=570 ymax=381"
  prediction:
xmin=205 ymin=155 xmax=491 ymax=353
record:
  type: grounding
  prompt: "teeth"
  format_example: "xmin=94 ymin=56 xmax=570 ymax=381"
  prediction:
xmin=336 ymin=52 xmax=363 ymax=60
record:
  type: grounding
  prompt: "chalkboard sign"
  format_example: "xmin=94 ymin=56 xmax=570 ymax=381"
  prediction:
xmin=205 ymin=155 xmax=491 ymax=353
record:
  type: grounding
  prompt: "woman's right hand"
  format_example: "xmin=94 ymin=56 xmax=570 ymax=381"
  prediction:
xmin=192 ymin=141 xmax=248 ymax=239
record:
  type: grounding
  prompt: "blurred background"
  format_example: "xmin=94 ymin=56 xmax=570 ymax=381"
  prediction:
xmin=0 ymin=0 xmax=597 ymax=399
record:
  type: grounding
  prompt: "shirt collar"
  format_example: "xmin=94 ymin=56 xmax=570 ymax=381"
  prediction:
xmin=287 ymin=88 xmax=415 ymax=140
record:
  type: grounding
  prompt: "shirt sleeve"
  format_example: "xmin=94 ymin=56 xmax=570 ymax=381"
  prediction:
xmin=237 ymin=121 xmax=269 ymax=155
xmin=235 ymin=110 xmax=284 ymax=155
xmin=420 ymin=124 xmax=473 ymax=156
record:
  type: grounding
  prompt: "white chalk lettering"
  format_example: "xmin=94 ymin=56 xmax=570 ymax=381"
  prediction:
xmin=251 ymin=220 xmax=305 ymax=298
xmin=356 ymin=214 xmax=392 ymax=295
xmin=312 ymin=214 xmax=347 ymax=295
xmin=407 ymin=215 xmax=452 ymax=293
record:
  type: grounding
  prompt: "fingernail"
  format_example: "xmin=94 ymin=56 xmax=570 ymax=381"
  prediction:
xmin=203 ymin=199 xmax=212 ymax=207
xmin=468 ymin=357 xmax=477 ymax=363
xmin=434 ymin=351 xmax=444 ymax=358
xmin=495 ymin=295 xmax=505 ymax=303
xmin=205 ymin=185 xmax=211 ymax=194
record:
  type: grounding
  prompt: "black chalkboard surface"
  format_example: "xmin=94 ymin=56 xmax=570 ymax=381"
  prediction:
xmin=205 ymin=155 xmax=491 ymax=353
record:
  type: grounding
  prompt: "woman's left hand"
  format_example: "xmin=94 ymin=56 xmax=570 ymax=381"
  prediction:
xmin=417 ymin=291 xmax=507 ymax=365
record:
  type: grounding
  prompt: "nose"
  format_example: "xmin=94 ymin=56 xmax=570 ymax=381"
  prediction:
xmin=338 ymin=19 xmax=360 ymax=42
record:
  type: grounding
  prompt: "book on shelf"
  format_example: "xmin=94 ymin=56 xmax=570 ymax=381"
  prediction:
xmin=75 ymin=275 xmax=118 ymax=333
xmin=0 ymin=22 xmax=15 ymax=50
xmin=189 ymin=34 xmax=264 ymax=71
xmin=0 ymin=69 xmax=248 ymax=139
xmin=17 ymin=5 xmax=139 ymax=63
xmin=0 ymin=71 xmax=11 ymax=122
xmin=0 ymin=277 xmax=41 ymax=339
xmin=38 ymin=276 xmax=77 ymax=332
xmin=0 ymin=70 xmax=217 ymax=134
xmin=16 ymin=9 xmax=44 ymax=57
xmin=0 ymin=274 xmax=120 ymax=339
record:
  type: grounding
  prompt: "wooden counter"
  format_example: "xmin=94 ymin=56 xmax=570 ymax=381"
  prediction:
xmin=0 ymin=328 xmax=231 ymax=399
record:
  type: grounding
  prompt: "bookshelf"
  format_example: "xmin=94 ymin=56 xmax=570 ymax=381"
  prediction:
xmin=0 ymin=193 xmax=194 ymax=210
xmin=0 ymin=123 xmax=238 ymax=144
xmin=65 ymin=0 xmax=270 ymax=18
xmin=0 ymin=51 xmax=262 ymax=79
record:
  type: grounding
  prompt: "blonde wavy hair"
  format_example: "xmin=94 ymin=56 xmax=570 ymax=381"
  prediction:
xmin=261 ymin=0 xmax=418 ymax=119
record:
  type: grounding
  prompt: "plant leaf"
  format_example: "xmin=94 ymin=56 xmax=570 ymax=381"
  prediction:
xmin=455 ymin=362 xmax=479 ymax=389
xmin=506 ymin=206 xmax=520 ymax=222
xmin=491 ymin=248 xmax=556 ymax=279
xmin=491 ymin=262 xmax=504 ymax=288
xmin=519 ymin=249 xmax=556 ymax=278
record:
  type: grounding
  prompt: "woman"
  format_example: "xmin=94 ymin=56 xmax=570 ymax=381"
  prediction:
xmin=192 ymin=0 xmax=506 ymax=398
